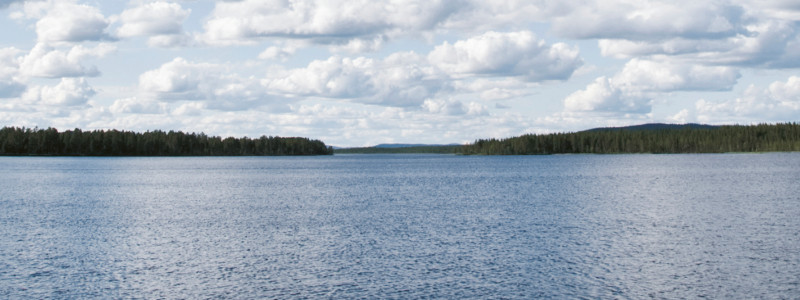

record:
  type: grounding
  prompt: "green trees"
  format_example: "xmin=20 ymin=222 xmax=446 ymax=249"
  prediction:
xmin=0 ymin=127 xmax=334 ymax=156
xmin=462 ymin=123 xmax=800 ymax=155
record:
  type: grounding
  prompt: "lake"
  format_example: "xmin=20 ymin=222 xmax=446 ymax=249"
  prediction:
xmin=1 ymin=154 xmax=798 ymax=298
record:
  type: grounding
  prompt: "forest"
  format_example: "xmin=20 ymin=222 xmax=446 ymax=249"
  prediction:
xmin=0 ymin=127 xmax=333 ymax=156
xmin=462 ymin=123 xmax=800 ymax=155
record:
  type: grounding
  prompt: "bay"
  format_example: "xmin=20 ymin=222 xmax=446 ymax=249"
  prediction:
xmin=1 ymin=154 xmax=798 ymax=298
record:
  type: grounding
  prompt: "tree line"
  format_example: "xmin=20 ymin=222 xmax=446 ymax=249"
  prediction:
xmin=462 ymin=123 xmax=800 ymax=155
xmin=0 ymin=127 xmax=333 ymax=156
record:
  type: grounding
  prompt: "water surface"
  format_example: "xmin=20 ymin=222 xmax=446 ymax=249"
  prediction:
xmin=1 ymin=154 xmax=798 ymax=298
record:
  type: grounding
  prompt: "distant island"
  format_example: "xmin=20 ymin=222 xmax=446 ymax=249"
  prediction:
xmin=0 ymin=127 xmax=333 ymax=156
xmin=336 ymin=123 xmax=800 ymax=155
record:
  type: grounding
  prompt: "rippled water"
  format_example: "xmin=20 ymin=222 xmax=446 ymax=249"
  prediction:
xmin=1 ymin=154 xmax=799 ymax=298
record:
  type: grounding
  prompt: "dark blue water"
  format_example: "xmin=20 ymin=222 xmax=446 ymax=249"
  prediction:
xmin=1 ymin=154 xmax=799 ymax=298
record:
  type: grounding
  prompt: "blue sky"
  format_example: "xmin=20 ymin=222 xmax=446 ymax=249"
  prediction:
xmin=1 ymin=0 xmax=799 ymax=146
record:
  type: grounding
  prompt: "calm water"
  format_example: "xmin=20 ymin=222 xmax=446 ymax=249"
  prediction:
xmin=1 ymin=154 xmax=799 ymax=298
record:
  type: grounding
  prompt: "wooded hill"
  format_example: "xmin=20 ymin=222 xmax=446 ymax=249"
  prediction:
xmin=462 ymin=123 xmax=800 ymax=155
xmin=0 ymin=127 xmax=333 ymax=156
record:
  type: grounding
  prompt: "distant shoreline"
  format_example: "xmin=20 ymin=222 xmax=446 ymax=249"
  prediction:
xmin=337 ymin=123 xmax=800 ymax=155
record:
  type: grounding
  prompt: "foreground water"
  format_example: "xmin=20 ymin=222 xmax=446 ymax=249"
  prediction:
xmin=0 ymin=154 xmax=798 ymax=298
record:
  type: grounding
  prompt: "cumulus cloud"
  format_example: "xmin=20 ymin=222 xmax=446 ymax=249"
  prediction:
xmin=258 ymin=45 xmax=297 ymax=61
xmin=19 ymin=43 xmax=115 ymax=78
xmin=19 ymin=1 xmax=113 ymax=44
xmin=138 ymin=57 xmax=271 ymax=110
xmin=172 ymin=101 xmax=206 ymax=116
xmin=109 ymin=97 xmax=166 ymax=114
xmin=139 ymin=57 xmax=218 ymax=98
xmin=739 ymin=0 xmax=800 ymax=21
xmin=422 ymin=98 xmax=487 ymax=116
xmin=24 ymin=77 xmax=95 ymax=106
xmin=428 ymin=31 xmax=582 ymax=81
xmin=139 ymin=54 xmax=447 ymax=111
xmin=564 ymin=77 xmax=649 ymax=114
xmin=568 ymin=0 xmax=800 ymax=70
xmin=565 ymin=59 xmax=740 ymax=114
xmin=201 ymin=0 xmax=463 ymax=47
xmin=0 ymin=47 xmax=25 ymax=98
xmin=116 ymin=2 xmax=191 ymax=48
xmin=613 ymin=59 xmax=740 ymax=92
xmin=598 ymin=20 xmax=800 ymax=68
xmin=551 ymin=0 xmax=744 ymax=40
xmin=139 ymin=31 xmax=581 ymax=111
xmin=328 ymin=35 xmax=387 ymax=54
xmin=696 ymin=76 xmax=800 ymax=122
xmin=264 ymin=52 xmax=448 ymax=107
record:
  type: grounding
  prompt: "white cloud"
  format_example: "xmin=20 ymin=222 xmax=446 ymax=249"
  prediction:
xmin=573 ymin=0 xmax=800 ymax=71
xmin=142 ymin=31 xmax=581 ymax=112
xmin=145 ymin=34 xmax=191 ymax=48
xmin=264 ymin=52 xmax=447 ymax=107
xmin=697 ymin=76 xmax=800 ymax=122
xmin=172 ymin=101 xmax=206 ymax=116
xmin=428 ymin=31 xmax=582 ymax=81
xmin=24 ymin=77 xmax=95 ymax=106
xmin=598 ymin=20 xmax=800 ymax=69
xmin=258 ymin=45 xmax=297 ymax=61
xmin=138 ymin=57 xmax=272 ymax=110
xmin=0 ymin=47 xmax=25 ymax=98
xmin=613 ymin=59 xmax=740 ymax=92
xmin=19 ymin=43 xmax=115 ymax=78
xmin=328 ymin=35 xmax=387 ymax=54
xmin=109 ymin=97 xmax=166 ymax=114
xmin=138 ymin=57 xmax=218 ymax=98
xmin=201 ymin=0 xmax=463 ymax=47
xmin=598 ymin=38 xmax=733 ymax=59
xmin=737 ymin=0 xmax=800 ymax=21
xmin=551 ymin=0 xmax=744 ymax=40
xmin=565 ymin=59 xmax=740 ymax=114
xmin=422 ymin=98 xmax=487 ymax=116
xmin=29 ymin=1 xmax=112 ymax=44
xmin=564 ymin=76 xmax=649 ymax=113
xmin=116 ymin=2 xmax=191 ymax=48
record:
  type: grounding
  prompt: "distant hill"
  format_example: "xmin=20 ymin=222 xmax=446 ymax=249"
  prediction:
xmin=582 ymin=123 xmax=720 ymax=132
xmin=335 ymin=144 xmax=461 ymax=154
xmin=374 ymin=143 xmax=459 ymax=148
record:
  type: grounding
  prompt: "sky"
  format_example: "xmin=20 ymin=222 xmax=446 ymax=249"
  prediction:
xmin=0 ymin=0 xmax=799 ymax=147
